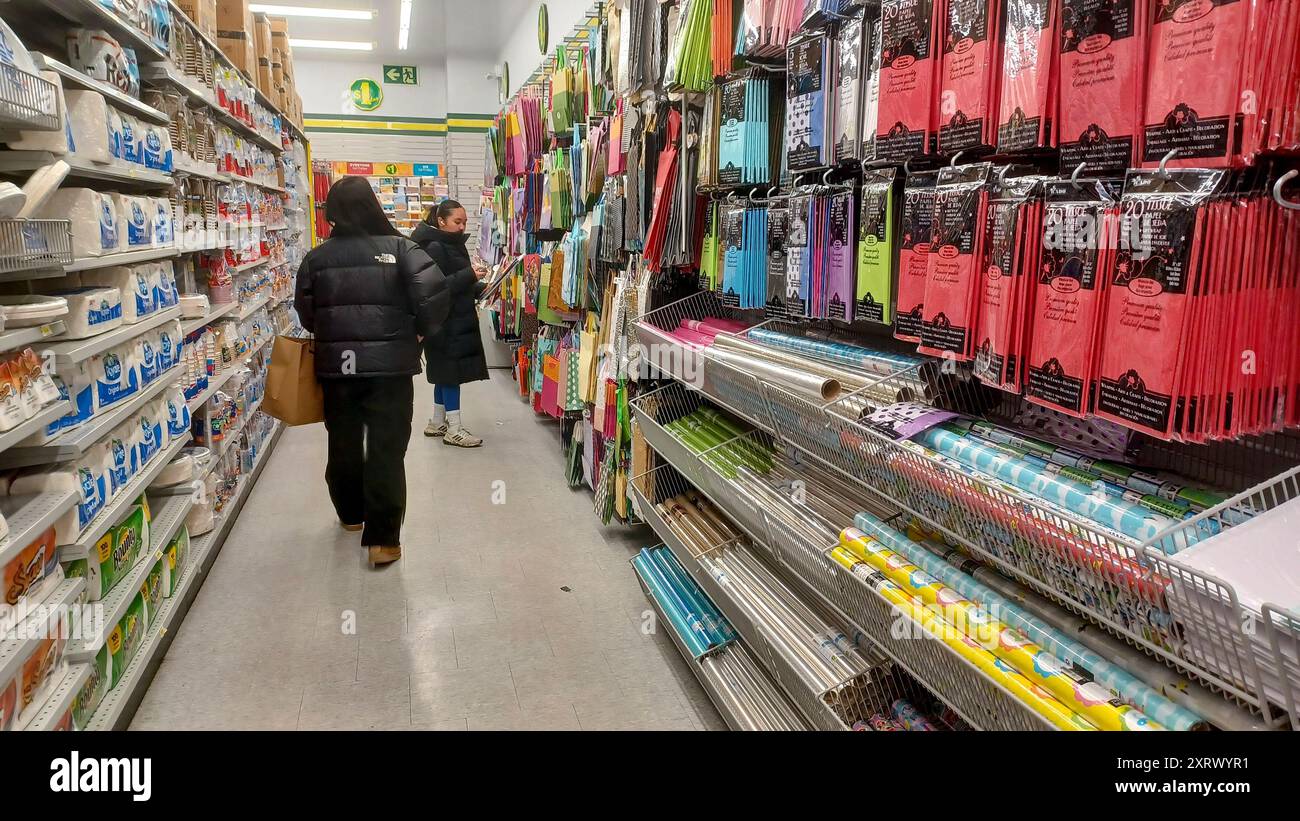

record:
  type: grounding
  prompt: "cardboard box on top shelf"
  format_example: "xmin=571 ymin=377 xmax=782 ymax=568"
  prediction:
xmin=271 ymin=61 xmax=284 ymax=89
xmin=218 ymin=34 xmax=256 ymax=77
xmin=258 ymin=62 xmax=273 ymax=95
xmin=216 ymin=0 xmax=252 ymax=31
xmin=254 ymin=13 xmax=273 ymax=61
xmin=268 ymin=15 xmax=289 ymax=35
xmin=177 ymin=0 xmax=217 ymax=38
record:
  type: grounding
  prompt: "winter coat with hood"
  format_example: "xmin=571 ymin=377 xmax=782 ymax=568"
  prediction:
xmin=294 ymin=233 xmax=450 ymax=378
xmin=410 ymin=222 xmax=489 ymax=386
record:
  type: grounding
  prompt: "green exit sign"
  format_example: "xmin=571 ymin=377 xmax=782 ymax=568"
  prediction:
xmin=383 ymin=65 xmax=418 ymax=85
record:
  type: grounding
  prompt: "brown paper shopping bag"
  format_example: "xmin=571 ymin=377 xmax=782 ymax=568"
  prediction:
xmin=263 ymin=336 xmax=324 ymax=425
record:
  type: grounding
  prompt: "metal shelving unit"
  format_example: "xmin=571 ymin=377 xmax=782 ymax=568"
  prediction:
xmin=63 ymin=246 xmax=180 ymax=273
xmin=0 ymin=400 xmax=71 ymax=454
xmin=0 ymin=65 xmax=61 ymax=131
xmin=43 ymin=306 xmax=181 ymax=364
xmin=33 ymin=54 xmax=170 ymax=125
xmin=0 ymin=219 xmax=73 ymax=278
xmin=0 ymin=151 xmax=173 ymax=188
xmin=180 ymin=300 xmax=239 ymax=336
xmin=22 ymin=661 xmax=91 ymax=730
xmin=81 ymin=422 xmax=283 ymax=730
xmin=186 ymin=366 xmax=237 ymax=412
xmin=0 ymin=489 xmax=78 ymax=569
xmin=0 ymin=322 xmax=67 ymax=354
xmin=236 ymin=293 xmax=270 ymax=321
xmin=0 ymin=577 xmax=86 ymax=710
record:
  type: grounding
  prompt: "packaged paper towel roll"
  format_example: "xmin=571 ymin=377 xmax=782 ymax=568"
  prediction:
xmin=164 ymin=388 xmax=190 ymax=441
xmin=136 ymin=332 xmax=159 ymax=385
xmin=150 ymin=197 xmax=174 ymax=247
xmin=115 ymin=194 xmax=151 ymax=248
xmin=20 ymin=349 xmax=61 ymax=407
xmin=0 ymin=361 xmax=26 ymax=432
xmin=120 ymin=114 xmax=142 ymax=165
xmin=104 ymin=420 xmax=137 ymax=496
xmin=82 ymin=266 xmax=154 ymax=323
xmin=157 ymin=320 xmax=180 ymax=372
xmin=137 ymin=403 xmax=164 ymax=465
xmin=51 ymin=286 xmax=122 ymax=339
xmin=63 ymin=90 xmax=114 ymax=165
xmin=155 ymin=261 xmax=178 ymax=308
xmin=142 ymin=122 xmax=172 ymax=172
xmin=9 ymin=71 xmax=71 ymax=154
xmin=36 ymin=188 xmax=118 ymax=257
xmin=93 ymin=348 xmax=137 ymax=407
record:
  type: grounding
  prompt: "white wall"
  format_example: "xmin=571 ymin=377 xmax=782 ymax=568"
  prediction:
xmin=297 ymin=59 xmax=448 ymax=118
xmin=444 ymin=54 xmax=501 ymax=115
xmin=495 ymin=0 xmax=593 ymax=97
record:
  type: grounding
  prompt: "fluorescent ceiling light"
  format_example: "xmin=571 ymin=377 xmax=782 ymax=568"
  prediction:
xmin=249 ymin=4 xmax=375 ymax=20
xmin=398 ymin=0 xmax=411 ymax=50
xmin=288 ymin=38 xmax=374 ymax=50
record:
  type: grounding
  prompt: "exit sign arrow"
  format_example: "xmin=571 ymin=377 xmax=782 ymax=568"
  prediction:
xmin=383 ymin=65 xmax=418 ymax=85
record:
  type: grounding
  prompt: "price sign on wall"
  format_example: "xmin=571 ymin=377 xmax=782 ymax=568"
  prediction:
xmin=350 ymin=78 xmax=383 ymax=111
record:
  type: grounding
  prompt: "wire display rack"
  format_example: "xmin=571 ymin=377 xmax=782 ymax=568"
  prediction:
xmin=628 ymin=384 xmax=1061 ymax=730
xmin=0 ymin=219 xmax=73 ymax=276
xmin=0 ymin=67 xmax=60 ymax=131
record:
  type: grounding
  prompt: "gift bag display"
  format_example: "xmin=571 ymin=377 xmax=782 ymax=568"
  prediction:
xmin=263 ymin=337 xmax=324 ymax=426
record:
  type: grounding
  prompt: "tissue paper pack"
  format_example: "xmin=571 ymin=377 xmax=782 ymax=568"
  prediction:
xmin=65 ymin=501 xmax=148 ymax=601
xmin=158 ymin=321 xmax=180 ymax=372
xmin=120 ymin=114 xmax=142 ymax=165
xmin=37 ymin=188 xmax=118 ymax=258
xmin=62 ymin=90 xmax=115 ymax=164
xmin=52 ymin=286 xmax=123 ymax=339
xmin=161 ymin=524 xmax=188 ymax=597
xmin=93 ymin=347 xmax=138 ymax=407
xmin=107 ymin=106 xmax=123 ymax=160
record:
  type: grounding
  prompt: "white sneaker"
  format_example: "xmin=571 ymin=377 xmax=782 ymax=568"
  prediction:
xmin=424 ymin=419 xmax=448 ymax=437
xmin=443 ymin=428 xmax=483 ymax=448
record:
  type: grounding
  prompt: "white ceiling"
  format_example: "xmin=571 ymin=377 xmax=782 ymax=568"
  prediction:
xmin=264 ymin=0 xmax=512 ymax=63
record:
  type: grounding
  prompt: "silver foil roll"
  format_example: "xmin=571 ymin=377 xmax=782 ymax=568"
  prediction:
xmin=705 ymin=345 xmax=843 ymax=402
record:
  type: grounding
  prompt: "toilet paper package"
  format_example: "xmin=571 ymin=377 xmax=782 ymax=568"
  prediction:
xmin=82 ymin=266 xmax=155 ymax=323
xmin=36 ymin=188 xmax=118 ymax=257
xmin=62 ymin=90 xmax=115 ymax=165
xmin=141 ymin=121 xmax=172 ymax=172
xmin=157 ymin=321 xmax=181 ymax=373
xmin=137 ymin=401 xmax=164 ymax=465
xmin=104 ymin=419 xmax=138 ymax=494
xmin=9 ymin=71 xmax=72 ymax=154
xmin=52 ymin=286 xmax=123 ymax=339
xmin=120 ymin=114 xmax=142 ymax=165
xmin=154 ymin=261 xmax=178 ymax=308
xmin=93 ymin=347 xmax=138 ymax=407
xmin=150 ymin=197 xmax=174 ymax=247
xmin=42 ymin=360 xmax=96 ymax=439
xmin=63 ymin=501 xmax=148 ymax=601
xmin=161 ymin=524 xmax=188 ymax=597
xmin=164 ymin=388 xmax=190 ymax=441
xmin=115 ymin=194 xmax=151 ymax=248
xmin=13 ymin=634 xmax=68 ymax=729
xmin=0 ymin=527 xmax=59 ymax=631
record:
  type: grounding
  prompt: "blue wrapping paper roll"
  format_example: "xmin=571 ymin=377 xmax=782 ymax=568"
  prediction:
xmin=653 ymin=547 xmax=737 ymax=646
xmin=853 ymin=511 xmax=1206 ymax=731
xmin=633 ymin=552 xmax=711 ymax=658
xmin=747 ymin=327 xmax=924 ymax=377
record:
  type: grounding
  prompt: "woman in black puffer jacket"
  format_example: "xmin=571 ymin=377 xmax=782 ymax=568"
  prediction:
xmin=411 ymin=200 xmax=489 ymax=447
xmin=294 ymin=176 xmax=449 ymax=565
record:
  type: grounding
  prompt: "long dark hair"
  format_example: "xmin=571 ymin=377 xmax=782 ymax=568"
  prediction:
xmin=325 ymin=176 xmax=401 ymax=237
xmin=423 ymin=198 xmax=464 ymax=227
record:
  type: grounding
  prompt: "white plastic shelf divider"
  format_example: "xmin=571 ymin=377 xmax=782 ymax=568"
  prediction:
xmin=22 ymin=661 xmax=91 ymax=730
xmin=81 ymin=422 xmax=283 ymax=730
xmin=0 ymin=322 xmax=67 ymax=354
xmin=43 ymin=306 xmax=182 ymax=364
xmin=0 ymin=400 xmax=71 ymax=456
xmin=34 ymin=54 xmax=170 ymax=125
xmin=66 ymin=494 xmax=190 ymax=658
xmin=0 ymin=151 xmax=173 ymax=188
xmin=57 ymin=433 xmax=191 ymax=556
xmin=0 ymin=578 xmax=86 ymax=697
xmin=64 ymin=246 xmax=181 ymax=273
xmin=0 ymin=489 xmax=78 ymax=569
xmin=236 ymin=294 xmax=270 ymax=321
xmin=180 ymin=300 xmax=239 ymax=336
xmin=186 ymin=366 xmax=237 ymax=412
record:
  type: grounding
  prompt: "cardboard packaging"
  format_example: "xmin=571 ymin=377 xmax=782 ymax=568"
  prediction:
xmin=254 ymin=12 xmax=273 ymax=61
xmin=177 ymin=0 xmax=217 ymax=38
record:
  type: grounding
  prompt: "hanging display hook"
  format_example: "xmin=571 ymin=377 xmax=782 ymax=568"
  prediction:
xmin=748 ymin=188 xmax=761 ymax=204
xmin=1071 ymin=162 xmax=1087 ymax=189
xmin=1157 ymin=148 xmax=1181 ymax=177
xmin=903 ymin=158 xmax=913 ymax=176
xmin=950 ymin=150 xmax=965 ymax=167
xmin=822 ymin=168 xmax=834 ymax=186
xmin=1273 ymin=170 xmax=1300 ymax=211
xmin=766 ymin=186 xmax=778 ymax=200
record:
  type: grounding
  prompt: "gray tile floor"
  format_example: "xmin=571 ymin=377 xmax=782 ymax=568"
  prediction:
xmin=130 ymin=372 xmax=725 ymax=731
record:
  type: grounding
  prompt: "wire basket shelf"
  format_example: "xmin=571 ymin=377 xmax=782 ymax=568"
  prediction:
xmin=0 ymin=220 xmax=73 ymax=275
xmin=0 ymin=67 xmax=61 ymax=131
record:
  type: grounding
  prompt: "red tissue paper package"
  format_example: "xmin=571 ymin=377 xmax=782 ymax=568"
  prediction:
xmin=874 ymin=0 xmax=943 ymax=160
xmin=939 ymin=0 xmax=1005 ymax=153
xmin=997 ymin=0 xmax=1059 ymax=152
xmin=919 ymin=162 xmax=993 ymax=360
xmin=1025 ymin=178 xmax=1119 ymax=417
xmin=1238 ymin=0 xmax=1300 ymax=160
xmin=1058 ymin=0 xmax=1149 ymax=175
xmin=1142 ymin=0 xmax=1249 ymax=168
xmin=973 ymin=169 xmax=1047 ymax=393
xmin=895 ymin=170 xmax=940 ymax=342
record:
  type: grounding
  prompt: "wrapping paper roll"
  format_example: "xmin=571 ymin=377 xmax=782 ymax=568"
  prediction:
xmin=890 ymin=698 xmax=940 ymax=731
xmin=652 ymin=547 xmax=736 ymax=645
xmin=747 ymin=327 xmax=925 ymax=378
xmin=682 ymin=317 xmax=751 ymax=336
xmin=706 ymin=345 xmax=842 ymax=402
xmin=829 ymin=543 xmax=1095 ymax=731
xmin=633 ymin=553 xmax=711 ymax=657
xmin=839 ymin=528 xmax=1163 ymax=731
xmin=854 ymin=511 xmax=1205 ymax=731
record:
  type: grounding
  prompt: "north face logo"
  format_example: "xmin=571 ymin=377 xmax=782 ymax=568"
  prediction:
xmin=374 ymin=253 xmax=397 ymax=263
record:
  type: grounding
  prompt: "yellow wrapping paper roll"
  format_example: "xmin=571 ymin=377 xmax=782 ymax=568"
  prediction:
xmin=839 ymin=529 xmax=1162 ymax=731
xmin=829 ymin=545 xmax=1094 ymax=731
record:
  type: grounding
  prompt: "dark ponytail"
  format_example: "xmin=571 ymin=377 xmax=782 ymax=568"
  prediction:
xmin=424 ymin=199 xmax=464 ymax=227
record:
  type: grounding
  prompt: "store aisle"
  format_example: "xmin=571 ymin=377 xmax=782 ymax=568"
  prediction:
xmin=131 ymin=372 xmax=723 ymax=731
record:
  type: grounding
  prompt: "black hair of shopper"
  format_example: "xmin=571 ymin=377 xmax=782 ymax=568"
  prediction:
xmin=325 ymin=175 xmax=401 ymax=237
xmin=424 ymin=198 xmax=464 ymax=226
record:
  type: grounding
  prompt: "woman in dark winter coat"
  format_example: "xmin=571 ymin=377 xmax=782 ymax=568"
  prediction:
xmin=410 ymin=200 xmax=489 ymax=447
xmin=294 ymin=176 xmax=450 ymax=565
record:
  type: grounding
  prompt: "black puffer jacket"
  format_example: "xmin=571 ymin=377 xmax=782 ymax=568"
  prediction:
xmin=410 ymin=223 xmax=489 ymax=386
xmin=294 ymin=234 xmax=449 ymax=378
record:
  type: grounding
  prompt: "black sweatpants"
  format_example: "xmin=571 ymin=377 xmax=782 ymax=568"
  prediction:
xmin=320 ymin=376 xmax=414 ymax=546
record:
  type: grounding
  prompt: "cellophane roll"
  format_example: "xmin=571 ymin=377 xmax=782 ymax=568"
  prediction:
xmin=705 ymin=343 xmax=842 ymax=401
